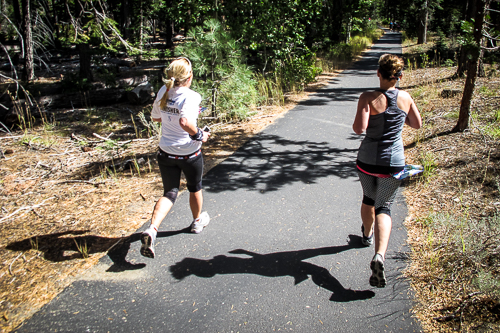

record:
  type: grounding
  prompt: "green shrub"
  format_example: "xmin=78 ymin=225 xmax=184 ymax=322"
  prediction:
xmin=443 ymin=59 xmax=455 ymax=67
xmin=276 ymin=51 xmax=322 ymax=92
xmin=419 ymin=151 xmax=438 ymax=181
xmin=177 ymin=19 xmax=262 ymax=121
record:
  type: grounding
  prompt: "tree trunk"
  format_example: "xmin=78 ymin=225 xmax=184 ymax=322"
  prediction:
xmin=138 ymin=0 xmax=143 ymax=62
xmin=78 ymin=43 xmax=93 ymax=81
xmin=456 ymin=0 xmax=475 ymax=77
xmin=120 ymin=0 xmax=130 ymax=39
xmin=21 ymin=0 xmax=34 ymax=81
xmin=417 ymin=0 xmax=428 ymax=44
xmin=453 ymin=0 xmax=491 ymax=132
xmin=12 ymin=0 xmax=22 ymax=33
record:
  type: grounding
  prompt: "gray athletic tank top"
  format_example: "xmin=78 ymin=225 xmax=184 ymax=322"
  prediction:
xmin=357 ymin=89 xmax=407 ymax=168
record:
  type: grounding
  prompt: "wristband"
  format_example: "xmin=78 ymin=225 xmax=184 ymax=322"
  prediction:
xmin=189 ymin=127 xmax=204 ymax=141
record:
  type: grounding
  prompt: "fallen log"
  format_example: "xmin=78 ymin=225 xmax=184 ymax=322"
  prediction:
xmin=103 ymin=58 xmax=136 ymax=67
xmin=1 ymin=88 xmax=127 ymax=124
xmin=127 ymin=82 xmax=154 ymax=105
xmin=117 ymin=75 xmax=148 ymax=87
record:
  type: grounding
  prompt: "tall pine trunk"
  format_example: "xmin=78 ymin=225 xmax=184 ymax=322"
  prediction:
xmin=78 ymin=43 xmax=93 ymax=81
xmin=456 ymin=0 xmax=475 ymax=77
xmin=22 ymin=0 xmax=34 ymax=80
xmin=417 ymin=0 xmax=428 ymax=44
xmin=453 ymin=0 xmax=491 ymax=132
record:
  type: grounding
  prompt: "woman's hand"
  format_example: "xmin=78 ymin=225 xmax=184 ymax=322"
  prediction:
xmin=202 ymin=131 xmax=210 ymax=142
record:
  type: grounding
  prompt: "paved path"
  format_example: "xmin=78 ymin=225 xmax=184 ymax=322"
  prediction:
xmin=16 ymin=32 xmax=420 ymax=333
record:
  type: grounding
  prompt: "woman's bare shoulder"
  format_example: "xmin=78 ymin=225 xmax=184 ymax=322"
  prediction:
xmin=359 ymin=90 xmax=381 ymax=101
xmin=397 ymin=89 xmax=413 ymax=100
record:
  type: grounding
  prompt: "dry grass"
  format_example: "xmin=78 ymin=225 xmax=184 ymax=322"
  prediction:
xmin=400 ymin=60 xmax=500 ymax=332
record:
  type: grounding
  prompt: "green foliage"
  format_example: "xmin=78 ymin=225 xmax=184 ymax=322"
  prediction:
xmin=177 ymin=19 xmax=261 ymax=121
xmin=276 ymin=51 xmax=322 ymax=92
xmin=421 ymin=53 xmax=430 ymax=68
xmin=443 ymin=59 xmax=454 ymax=67
xmin=419 ymin=151 xmax=438 ymax=181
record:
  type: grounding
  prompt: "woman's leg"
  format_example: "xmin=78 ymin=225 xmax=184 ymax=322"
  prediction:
xmin=140 ymin=153 xmax=182 ymax=258
xmin=189 ymin=190 xmax=203 ymax=220
xmin=150 ymin=197 xmax=174 ymax=230
xmin=370 ymin=176 xmax=401 ymax=288
xmin=374 ymin=213 xmax=392 ymax=259
xmin=357 ymin=171 xmax=377 ymax=242
xmin=361 ymin=203 xmax=375 ymax=237
xmin=182 ymin=153 xmax=209 ymax=233
xmin=182 ymin=154 xmax=204 ymax=220
xmin=373 ymin=177 xmax=401 ymax=258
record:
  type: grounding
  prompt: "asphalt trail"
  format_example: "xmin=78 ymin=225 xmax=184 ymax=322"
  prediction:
xmin=16 ymin=32 xmax=420 ymax=333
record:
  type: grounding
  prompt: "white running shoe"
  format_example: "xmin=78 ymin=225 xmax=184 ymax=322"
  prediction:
xmin=140 ymin=226 xmax=157 ymax=258
xmin=190 ymin=212 xmax=210 ymax=234
xmin=369 ymin=253 xmax=386 ymax=288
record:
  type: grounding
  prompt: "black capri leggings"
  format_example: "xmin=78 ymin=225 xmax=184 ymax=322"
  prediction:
xmin=157 ymin=149 xmax=204 ymax=199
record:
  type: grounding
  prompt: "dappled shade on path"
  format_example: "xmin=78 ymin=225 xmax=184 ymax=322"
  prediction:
xmin=204 ymin=133 xmax=359 ymax=193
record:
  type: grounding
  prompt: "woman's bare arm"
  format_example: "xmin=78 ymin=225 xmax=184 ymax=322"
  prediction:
xmin=352 ymin=93 xmax=371 ymax=134
xmin=406 ymin=98 xmax=422 ymax=129
xmin=180 ymin=117 xmax=210 ymax=142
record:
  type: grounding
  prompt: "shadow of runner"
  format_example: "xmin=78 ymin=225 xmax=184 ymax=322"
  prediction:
xmin=105 ymin=227 xmax=191 ymax=272
xmin=169 ymin=235 xmax=375 ymax=302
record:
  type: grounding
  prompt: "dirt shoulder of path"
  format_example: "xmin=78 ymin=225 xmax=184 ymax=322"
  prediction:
xmin=399 ymin=53 xmax=500 ymax=330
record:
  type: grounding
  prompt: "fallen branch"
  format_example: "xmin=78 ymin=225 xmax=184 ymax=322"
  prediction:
xmin=55 ymin=180 xmax=107 ymax=186
xmin=92 ymin=133 xmax=115 ymax=141
xmin=0 ymin=135 xmax=23 ymax=140
xmin=71 ymin=133 xmax=102 ymax=144
xmin=9 ymin=252 xmax=24 ymax=275
xmin=0 ymin=197 xmax=55 ymax=223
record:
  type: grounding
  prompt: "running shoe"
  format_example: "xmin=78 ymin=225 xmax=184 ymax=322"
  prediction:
xmin=361 ymin=224 xmax=374 ymax=246
xmin=140 ymin=226 xmax=157 ymax=258
xmin=191 ymin=212 xmax=210 ymax=234
xmin=369 ymin=253 xmax=386 ymax=288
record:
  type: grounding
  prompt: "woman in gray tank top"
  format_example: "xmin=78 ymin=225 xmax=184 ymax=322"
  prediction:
xmin=352 ymin=54 xmax=422 ymax=288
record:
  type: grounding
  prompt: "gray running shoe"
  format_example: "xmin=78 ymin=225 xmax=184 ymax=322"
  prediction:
xmin=191 ymin=212 xmax=210 ymax=234
xmin=361 ymin=224 xmax=374 ymax=246
xmin=140 ymin=226 xmax=157 ymax=258
xmin=369 ymin=253 xmax=386 ymax=288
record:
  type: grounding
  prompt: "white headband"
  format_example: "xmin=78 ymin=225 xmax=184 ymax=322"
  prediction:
xmin=171 ymin=77 xmax=175 ymax=82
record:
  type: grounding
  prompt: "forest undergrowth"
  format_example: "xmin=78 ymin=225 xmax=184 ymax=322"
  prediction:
xmin=400 ymin=51 xmax=500 ymax=331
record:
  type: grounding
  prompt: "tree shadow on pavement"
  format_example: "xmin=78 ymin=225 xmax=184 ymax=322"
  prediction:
xmin=169 ymin=235 xmax=375 ymax=302
xmin=204 ymin=134 xmax=359 ymax=193
xmin=5 ymin=230 xmax=126 ymax=262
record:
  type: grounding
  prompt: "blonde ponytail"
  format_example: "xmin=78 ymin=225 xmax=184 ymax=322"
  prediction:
xmin=159 ymin=57 xmax=192 ymax=110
